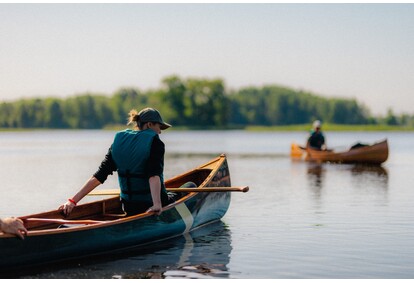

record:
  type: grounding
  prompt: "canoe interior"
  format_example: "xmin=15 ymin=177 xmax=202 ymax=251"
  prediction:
xmin=19 ymin=167 xmax=215 ymax=232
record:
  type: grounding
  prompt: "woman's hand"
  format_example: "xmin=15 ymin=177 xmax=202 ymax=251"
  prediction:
xmin=58 ymin=176 xmax=102 ymax=217
xmin=146 ymin=205 xmax=162 ymax=216
xmin=58 ymin=200 xmax=76 ymax=217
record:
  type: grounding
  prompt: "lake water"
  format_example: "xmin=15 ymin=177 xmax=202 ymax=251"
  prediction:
xmin=1 ymin=130 xmax=414 ymax=279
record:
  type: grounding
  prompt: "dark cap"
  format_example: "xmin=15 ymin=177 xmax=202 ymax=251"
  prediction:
xmin=138 ymin=108 xmax=171 ymax=130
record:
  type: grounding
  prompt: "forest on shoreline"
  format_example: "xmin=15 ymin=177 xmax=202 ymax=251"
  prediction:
xmin=1 ymin=75 xmax=413 ymax=130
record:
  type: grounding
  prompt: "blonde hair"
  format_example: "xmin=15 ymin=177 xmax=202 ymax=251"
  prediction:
xmin=127 ymin=109 xmax=141 ymax=129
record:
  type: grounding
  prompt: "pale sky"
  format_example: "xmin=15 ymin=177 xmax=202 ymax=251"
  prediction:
xmin=0 ymin=4 xmax=413 ymax=115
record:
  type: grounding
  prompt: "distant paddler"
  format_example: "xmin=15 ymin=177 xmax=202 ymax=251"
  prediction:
xmin=306 ymin=120 xmax=327 ymax=151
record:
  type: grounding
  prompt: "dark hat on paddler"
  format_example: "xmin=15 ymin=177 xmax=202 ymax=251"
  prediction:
xmin=138 ymin=108 xmax=172 ymax=130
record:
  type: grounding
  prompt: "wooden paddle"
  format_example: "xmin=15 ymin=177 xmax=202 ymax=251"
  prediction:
xmin=87 ymin=186 xmax=249 ymax=196
xmin=22 ymin=218 xmax=106 ymax=225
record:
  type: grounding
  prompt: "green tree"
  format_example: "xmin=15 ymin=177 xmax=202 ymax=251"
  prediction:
xmin=184 ymin=78 xmax=228 ymax=126
xmin=44 ymin=99 xmax=66 ymax=128
xmin=160 ymin=76 xmax=187 ymax=125
xmin=385 ymin=109 xmax=398 ymax=125
xmin=0 ymin=75 xmax=395 ymax=129
xmin=110 ymin=88 xmax=146 ymax=124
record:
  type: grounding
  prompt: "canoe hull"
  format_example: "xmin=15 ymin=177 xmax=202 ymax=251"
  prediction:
xmin=0 ymin=155 xmax=231 ymax=271
xmin=291 ymin=140 xmax=388 ymax=165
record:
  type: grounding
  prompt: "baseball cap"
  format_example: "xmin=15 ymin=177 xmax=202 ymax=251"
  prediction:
xmin=138 ymin=108 xmax=172 ymax=130
xmin=313 ymin=120 xmax=321 ymax=129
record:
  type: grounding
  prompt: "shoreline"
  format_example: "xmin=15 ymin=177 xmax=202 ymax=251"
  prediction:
xmin=1 ymin=124 xmax=414 ymax=132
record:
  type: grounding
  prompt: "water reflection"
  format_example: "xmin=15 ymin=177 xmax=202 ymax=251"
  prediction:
xmin=305 ymin=163 xmax=326 ymax=211
xmin=19 ymin=221 xmax=232 ymax=279
xmin=164 ymin=222 xmax=232 ymax=279
xmin=306 ymin=163 xmax=325 ymax=194
xmin=351 ymin=164 xmax=388 ymax=177
xmin=350 ymin=164 xmax=389 ymax=192
xmin=304 ymin=162 xmax=389 ymax=203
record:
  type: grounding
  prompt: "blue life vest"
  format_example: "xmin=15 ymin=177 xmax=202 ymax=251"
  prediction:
xmin=111 ymin=129 xmax=165 ymax=203
xmin=308 ymin=130 xmax=325 ymax=150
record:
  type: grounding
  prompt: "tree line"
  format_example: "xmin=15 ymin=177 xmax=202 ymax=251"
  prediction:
xmin=0 ymin=75 xmax=412 ymax=129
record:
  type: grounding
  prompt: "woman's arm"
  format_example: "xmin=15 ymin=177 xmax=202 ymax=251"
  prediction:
xmin=147 ymin=175 xmax=162 ymax=215
xmin=59 ymin=146 xmax=116 ymax=217
xmin=146 ymin=137 xmax=165 ymax=215
xmin=59 ymin=176 xmax=102 ymax=216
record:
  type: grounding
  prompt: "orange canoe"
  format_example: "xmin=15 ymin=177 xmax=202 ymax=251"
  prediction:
xmin=291 ymin=139 xmax=389 ymax=165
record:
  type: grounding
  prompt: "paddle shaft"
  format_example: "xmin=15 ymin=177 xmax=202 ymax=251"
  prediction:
xmin=169 ymin=186 xmax=249 ymax=193
xmin=88 ymin=186 xmax=249 ymax=196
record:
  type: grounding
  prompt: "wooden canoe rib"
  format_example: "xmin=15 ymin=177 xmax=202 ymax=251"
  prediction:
xmin=291 ymin=139 xmax=389 ymax=165
xmin=0 ymin=154 xmax=239 ymax=271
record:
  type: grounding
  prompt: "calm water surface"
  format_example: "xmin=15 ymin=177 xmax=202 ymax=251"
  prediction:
xmin=1 ymin=130 xmax=414 ymax=279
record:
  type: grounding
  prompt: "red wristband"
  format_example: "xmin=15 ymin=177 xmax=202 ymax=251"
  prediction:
xmin=68 ymin=198 xmax=77 ymax=206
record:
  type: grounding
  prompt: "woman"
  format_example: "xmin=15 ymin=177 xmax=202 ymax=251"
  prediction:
xmin=59 ymin=107 xmax=173 ymax=217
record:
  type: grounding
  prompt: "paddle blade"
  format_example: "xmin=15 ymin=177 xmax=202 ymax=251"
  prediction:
xmin=291 ymin=143 xmax=304 ymax=158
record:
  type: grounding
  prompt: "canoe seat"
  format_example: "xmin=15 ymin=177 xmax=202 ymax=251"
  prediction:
xmin=101 ymin=199 xmax=125 ymax=219
xmin=102 ymin=213 xmax=127 ymax=219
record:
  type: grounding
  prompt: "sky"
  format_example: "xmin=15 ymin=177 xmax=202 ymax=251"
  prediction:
xmin=0 ymin=3 xmax=413 ymax=115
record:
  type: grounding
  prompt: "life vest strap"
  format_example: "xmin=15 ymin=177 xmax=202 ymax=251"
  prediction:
xmin=118 ymin=170 xmax=148 ymax=195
